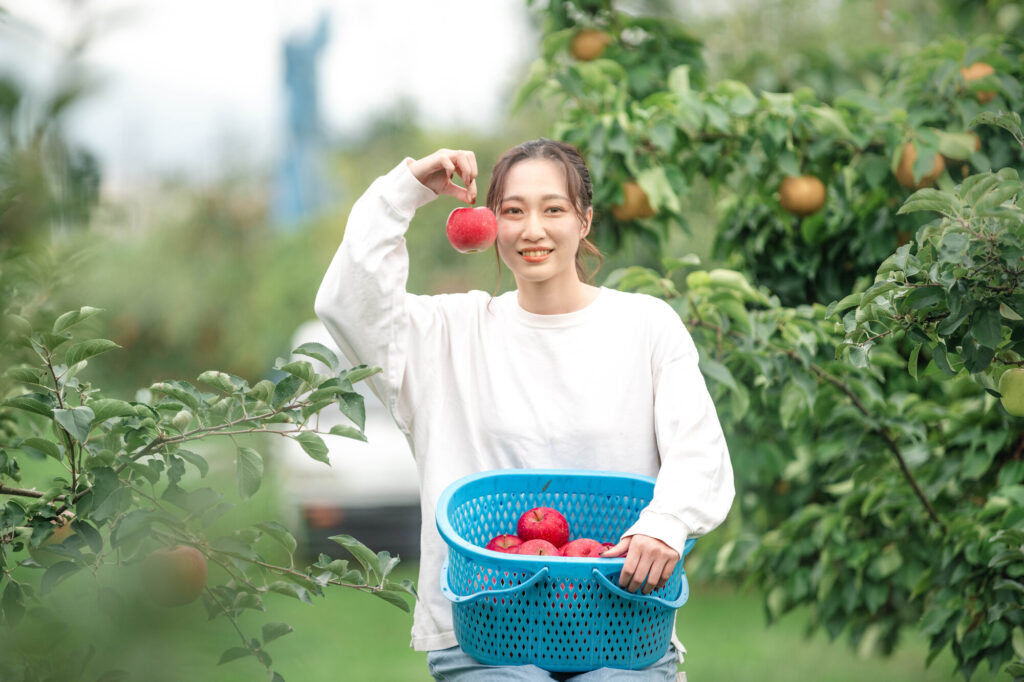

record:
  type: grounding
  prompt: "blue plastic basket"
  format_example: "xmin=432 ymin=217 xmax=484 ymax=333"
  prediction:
xmin=435 ymin=469 xmax=696 ymax=673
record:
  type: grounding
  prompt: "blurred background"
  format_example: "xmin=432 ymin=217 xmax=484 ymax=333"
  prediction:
xmin=0 ymin=0 xmax=1019 ymax=680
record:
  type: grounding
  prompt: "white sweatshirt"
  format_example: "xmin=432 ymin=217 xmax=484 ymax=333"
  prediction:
xmin=314 ymin=160 xmax=735 ymax=652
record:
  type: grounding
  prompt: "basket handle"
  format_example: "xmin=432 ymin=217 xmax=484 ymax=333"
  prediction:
xmin=591 ymin=568 xmax=690 ymax=609
xmin=440 ymin=564 xmax=550 ymax=604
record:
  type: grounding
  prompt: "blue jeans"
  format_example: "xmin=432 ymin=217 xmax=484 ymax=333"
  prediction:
xmin=426 ymin=646 xmax=681 ymax=681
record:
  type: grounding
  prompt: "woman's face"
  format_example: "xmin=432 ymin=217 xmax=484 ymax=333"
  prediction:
xmin=495 ymin=158 xmax=592 ymax=289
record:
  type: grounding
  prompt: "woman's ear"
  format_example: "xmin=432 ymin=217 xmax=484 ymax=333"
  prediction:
xmin=581 ymin=207 xmax=594 ymax=238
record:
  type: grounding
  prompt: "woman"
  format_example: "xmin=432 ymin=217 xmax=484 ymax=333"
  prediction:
xmin=314 ymin=139 xmax=735 ymax=680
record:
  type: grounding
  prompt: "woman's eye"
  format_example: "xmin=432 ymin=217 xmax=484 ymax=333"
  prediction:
xmin=502 ymin=207 xmax=522 ymax=215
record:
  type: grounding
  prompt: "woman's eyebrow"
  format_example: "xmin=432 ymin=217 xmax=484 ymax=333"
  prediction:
xmin=502 ymin=194 xmax=570 ymax=203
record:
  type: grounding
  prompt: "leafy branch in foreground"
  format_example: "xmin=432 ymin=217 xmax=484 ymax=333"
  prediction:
xmin=0 ymin=307 xmax=415 ymax=682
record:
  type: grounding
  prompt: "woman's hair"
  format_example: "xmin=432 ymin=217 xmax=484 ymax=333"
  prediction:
xmin=485 ymin=138 xmax=603 ymax=283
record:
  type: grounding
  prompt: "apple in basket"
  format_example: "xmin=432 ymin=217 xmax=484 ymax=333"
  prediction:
xmin=517 ymin=539 xmax=560 ymax=555
xmin=517 ymin=507 xmax=570 ymax=548
xmin=560 ymin=538 xmax=606 ymax=558
xmin=485 ymin=534 xmax=524 ymax=553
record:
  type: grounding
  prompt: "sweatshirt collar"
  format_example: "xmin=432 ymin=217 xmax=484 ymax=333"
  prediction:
xmin=506 ymin=287 xmax=609 ymax=328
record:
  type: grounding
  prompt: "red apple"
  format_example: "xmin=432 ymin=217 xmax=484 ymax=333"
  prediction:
xmin=517 ymin=539 xmax=560 ymax=556
xmin=517 ymin=507 xmax=570 ymax=548
xmin=446 ymin=206 xmax=497 ymax=254
xmin=561 ymin=538 xmax=606 ymax=558
xmin=485 ymin=534 xmax=524 ymax=553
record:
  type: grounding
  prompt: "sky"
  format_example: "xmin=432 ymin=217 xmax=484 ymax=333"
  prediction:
xmin=0 ymin=0 xmax=536 ymax=185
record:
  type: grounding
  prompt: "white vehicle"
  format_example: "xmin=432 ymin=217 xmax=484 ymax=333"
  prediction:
xmin=275 ymin=320 xmax=421 ymax=560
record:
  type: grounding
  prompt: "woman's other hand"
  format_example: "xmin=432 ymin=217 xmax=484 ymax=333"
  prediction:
xmin=601 ymin=534 xmax=680 ymax=594
xmin=407 ymin=149 xmax=478 ymax=204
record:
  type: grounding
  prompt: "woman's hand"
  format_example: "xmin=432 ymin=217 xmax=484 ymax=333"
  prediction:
xmin=601 ymin=534 xmax=680 ymax=594
xmin=406 ymin=149 xmax=478 ymax=205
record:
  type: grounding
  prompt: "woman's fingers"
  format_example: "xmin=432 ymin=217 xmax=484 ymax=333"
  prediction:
xmin=615 ymin=535 xmax=681 ymax=593
xmin=437 ymin=150 xmax=478 ymax=204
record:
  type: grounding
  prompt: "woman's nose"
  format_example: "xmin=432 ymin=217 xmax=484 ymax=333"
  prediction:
xmin=522 ymin=211 xmax=545 ymax=240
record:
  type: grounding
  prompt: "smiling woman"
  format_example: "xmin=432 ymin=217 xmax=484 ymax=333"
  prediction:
xmin=313 ymin=139 xmax=735 ymax=680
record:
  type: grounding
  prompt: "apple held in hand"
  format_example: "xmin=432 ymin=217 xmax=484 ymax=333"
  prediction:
xmin=517 ymin=539 xmax=560 ymax=556
xmin=560 ymin=538 xmax=607 ymax=558
xmin=446 ymin=206 xmax=497 ymax=253
xmin=485 ymin=534 xmax=524 ymax=553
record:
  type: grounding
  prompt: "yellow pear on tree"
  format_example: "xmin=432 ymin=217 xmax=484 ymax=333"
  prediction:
xmin=960 ymin=62 xmax=996 ymax=103
xmin=895 ymin=142 xmax=945 ymax=189
xmin=779 ymin=175 xmax=827 ymax=217
xmin=141 ymin=545 xmax=209 ymax=607
xmin=571 ymin=29 xmax=612 ymax=61
xmin=611 ymin=181 xmax=656 ymax=221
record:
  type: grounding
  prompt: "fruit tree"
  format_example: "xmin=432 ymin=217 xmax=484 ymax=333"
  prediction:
xmin=521 ymin=1 xmax=1024 ymax=678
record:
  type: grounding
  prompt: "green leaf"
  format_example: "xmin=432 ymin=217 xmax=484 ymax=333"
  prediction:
xmin=971 ymin=306 xmax=1003 ymax=350
xmin=827 ymin=292 xmax=863 ymax=319
xmin=294 ymin=432 xmax=329 ymax=465
xmin=236 ymin=447 xmax=263 ymax=500
xmin=218 ymin=647 xmax=253 ymax=665
xmin=961 ymin=336 xmax=995 ymax=374
xmin=176 ymin=449 xmax=210 ymax=478
xmin=344 ymin=365 xmax=382 ymax=384
xmin=278 ymin=360 xmax=314 ymax=385
xmin=262 ymin=622 xmax=294 ymax=645
xmin=19 ymin=438 xmax=60 ymax=460
xmin=272 ymin=375 xmax=304 ymax=409
xmin=150 ymin=381 xmax=202 ymax=410
xmin=5 ymin=366 xmax=43 ymax=385
xmin=88 ymin=398 xmax=138 ymax=423
xmin=1012 ymin=626 xmax=1024 ymax=658
xmin=779 ymin=380 xmax=807 ymax=430
xmin=53 ymin=407 xmax=95 ymax=443
xmin=970 ymin=111 xmax=1023 ymax=143
xmin=197 ymin=371 xmax=248 ymax=394
xmin=329 ymin=534 xmax=382 ymax=576
xmin=256 ymin=521 xmax=298 ymax=555
xmin=71 ymin=519 xmax=103 ymax=554
xmin=903 ymin=286 xmax=944 ymax=311
xmin=247 ymin=379 xmax=275 ymax=404
xmin=292 ymin=342 xmax=339 ymax=373
xmin=697 ymin=357 xmax=738 ymax=392
xmin=637 ymin=165 xmax=681 ymax=214
xmin=908 ymin=345 xmax=921 ymax=379
xmin=268 ymin=581 xmax=313 ymax=604
xmin=2 ymin=581 xmax=25 ymax=626
xmin=41 ymin=561 xmax=82 ymax=594
xmin=962 ymin=173 xmax=1003 ymax=208
xmin=64 ymin=339 xmax=120 ymax=367
xmin=372 ymin=587 xmax=412 ymax=613
xmin=328 ymin=424 xmax=367 ymax=442
xmin=3 ymin=393 xmax=55 ymax=418
xmin=337 ymin=391 xmax=366 ymax=431
xmin=932 ymin=344 xmax=954 ymax=375
xmin=52 ymin=306 xmax=103 ymax=334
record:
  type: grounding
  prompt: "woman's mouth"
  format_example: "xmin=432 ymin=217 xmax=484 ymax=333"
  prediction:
xmin=520 ymin=249 xmax=552 ymax=263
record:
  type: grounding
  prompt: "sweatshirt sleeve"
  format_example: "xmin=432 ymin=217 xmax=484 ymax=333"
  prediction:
xmin=621 ymin=305 xmax=736 ymax=556
xmin=313 ymin=160 xmax=438 ymax=431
